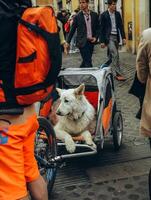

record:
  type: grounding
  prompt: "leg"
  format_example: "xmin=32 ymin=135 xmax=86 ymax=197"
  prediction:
xmin=81 ymin=130 xmax=96 ymax=148
xmin=23 ymin=115 xmax=48 ymax=200
xmin=114 ymin=40 xmax=122 ymax=75
xmin=70 ymin=33 xmax=76 ymax=52
xmin=27 ymin=175 xmax=48 ymax=200
xmin=55 ymin=127 xmax=76 ymax=153
xmin=88 ymin=41 xmax=94 ymax=67
xmin=79 ymin=41 xmax=94 ymax=67
xmin=79 ymin=46 xmax=87 ymax=67
xmin=0 ymin=122 xmax=29 ymax=200
xmin=108 ymin=36 xmax=121 ymax=76
xmin=69 ymin=37 xmax=75 ymax=53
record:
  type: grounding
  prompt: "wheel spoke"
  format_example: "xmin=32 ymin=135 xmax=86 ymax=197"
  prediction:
xmin=35 ymin=117 xmax=57 ymax=194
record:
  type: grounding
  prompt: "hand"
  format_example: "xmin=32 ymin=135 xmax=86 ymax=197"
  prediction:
xmin=63 ymin=42 xmax=69 ymax=55
xmin=66 ymin=42 xmax=70 ymax=49
xmin=100 ymin=43 xmax=106 ymax=48
xmin=90 ymin=37 xmax=97 ymax=43
xmin=88 ymin=37 xmax=96 ymax=43
xmin=122 ymin=39 xmax=126 ymax=45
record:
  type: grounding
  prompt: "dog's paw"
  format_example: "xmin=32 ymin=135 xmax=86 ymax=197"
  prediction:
xmin=65 ymin=138 xmax=76 ymax=153
xmin=86 ymin=140 xmax=97 ymax=149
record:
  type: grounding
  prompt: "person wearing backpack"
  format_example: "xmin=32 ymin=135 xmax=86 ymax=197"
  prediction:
xmin=0 ymin=1 xmax=61 ymax=200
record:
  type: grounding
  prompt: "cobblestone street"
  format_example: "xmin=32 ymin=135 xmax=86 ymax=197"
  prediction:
xmin=51 ymin=45 xmax=151 ymax=200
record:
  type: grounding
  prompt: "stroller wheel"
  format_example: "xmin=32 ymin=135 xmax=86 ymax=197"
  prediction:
xmin=112 ymin=111 xmax=123 ymax=151
xmin=35 ymin=117 xmax=57 ymax=196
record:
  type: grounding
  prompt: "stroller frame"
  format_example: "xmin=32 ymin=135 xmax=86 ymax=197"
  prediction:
xmin=56 ymin=61 xmax=123 ymax=159
xmin=35 ymin=61 xmax=124 ymax=195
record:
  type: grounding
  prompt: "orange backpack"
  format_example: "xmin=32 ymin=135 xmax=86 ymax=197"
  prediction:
xmin=14 ymin=6 xmax=61 ymax=105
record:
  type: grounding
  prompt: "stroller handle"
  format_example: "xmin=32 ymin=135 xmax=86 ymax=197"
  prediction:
xmin=100 ymin=59 xmax=112 ymax=69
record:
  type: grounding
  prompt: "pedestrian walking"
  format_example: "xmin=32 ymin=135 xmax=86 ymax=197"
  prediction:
xmin=136 ymin=27 xmax=151 ymax=200
xmin=67 ymin=0 xmax=99 ymax=68
xmin=99 ymin=0 xmax=126 ymax=81
xmin=68 ymin=10 xmax=79 ymax=54
xmin=136 ymin=28 xmax=151 ymax=140
xmin=57 ymin=9 xmax=70 ymax=40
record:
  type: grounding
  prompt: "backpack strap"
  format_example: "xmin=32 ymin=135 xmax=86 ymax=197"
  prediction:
xmin=0 ymin=0 xmax=31 ymax=16
xmin=0 ymin=0 xmax=11 ymax=11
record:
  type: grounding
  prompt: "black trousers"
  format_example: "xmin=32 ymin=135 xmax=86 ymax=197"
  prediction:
xmin=79 ymin=41 xmax=94 ymax=68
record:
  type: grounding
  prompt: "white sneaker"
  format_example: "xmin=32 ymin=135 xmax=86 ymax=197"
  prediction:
xmin=69 ymin=50 xmax=74 ymax=54
xmin=75 ymin=48 xmax=79 ymax=53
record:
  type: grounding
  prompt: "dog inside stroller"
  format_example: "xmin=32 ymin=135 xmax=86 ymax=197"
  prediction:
xmin=56 ymin=62 xmax=123 ymax=156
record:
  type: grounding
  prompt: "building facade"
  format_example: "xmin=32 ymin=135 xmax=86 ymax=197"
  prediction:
xmin=122 ymin=0 xmax=151 ymax=53
xmin=61 ymin=0 xmax=95 ymax=12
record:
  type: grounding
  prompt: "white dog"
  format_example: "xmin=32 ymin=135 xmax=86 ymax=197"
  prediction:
xmin=54 ymin=84 xmax=96 ymax=153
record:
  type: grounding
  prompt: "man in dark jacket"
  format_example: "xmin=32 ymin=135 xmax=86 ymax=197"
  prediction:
xmin=67 ymin=0 xmax=99 ymax=68
xmin=99 ymin=0 xmax=126 ymax=81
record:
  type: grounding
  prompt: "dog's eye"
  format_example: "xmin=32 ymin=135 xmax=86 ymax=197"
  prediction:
xmin=64 ymin=99 xmax=69 ymax=103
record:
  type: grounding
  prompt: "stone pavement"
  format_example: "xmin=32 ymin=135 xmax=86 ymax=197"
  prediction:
xmin=50 ymin=45 xmax=151 ymax=200
xmin=52 ymin=172 xmax=149 ymax=200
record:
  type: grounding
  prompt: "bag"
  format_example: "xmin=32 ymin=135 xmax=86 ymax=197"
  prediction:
xmin=64 ymin=20 xmax=70 ymax=33
xmin=129 ymin=72 xmax=146 ymax=119
xmin=0 ymin=2 xmax=61 ymax=108
xmin=129 ymin=72 xmax=146 ymax=98
xmin=0 ymin=0 xmax=32 ymax=109
xmin=15 ymin=6 xmax=61 ymax=105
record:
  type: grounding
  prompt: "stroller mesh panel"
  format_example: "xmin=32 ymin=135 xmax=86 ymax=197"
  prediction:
xmin=58 ymin=75 xmax=98 ymax=88
xmin=58 ymin=75 xmax=99 ymax=110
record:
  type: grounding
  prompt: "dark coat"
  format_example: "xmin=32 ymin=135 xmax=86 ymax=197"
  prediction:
xmin=67 ymin=10 xmax=99 ymax=48
xmin=129 ymin=72 xmax=146 ymax=119
xmin=99 ymin=10 xmax=126 ymax=45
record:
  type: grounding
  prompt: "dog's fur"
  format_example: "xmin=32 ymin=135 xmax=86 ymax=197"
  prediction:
xmin=54 ymin=84 xmax=96 ymax=153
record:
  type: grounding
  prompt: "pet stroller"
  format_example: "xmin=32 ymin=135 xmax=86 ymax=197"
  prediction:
xmin=35 ymin=60 xmax=123 ymax=194
xmin=56 ymin=60 xmax=123 ymax=156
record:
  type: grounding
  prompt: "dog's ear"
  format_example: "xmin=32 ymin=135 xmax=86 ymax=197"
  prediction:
xmin=56 ymin=88 xmax=62 ymax=96
xmin=74 ymin=83 xmax=85 ymax=96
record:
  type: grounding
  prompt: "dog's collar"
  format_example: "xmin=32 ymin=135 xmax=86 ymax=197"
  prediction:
xmin=67 ymin=110 xmax=86 ymax=121
xmin=73 ymin=111 xmax=85 ymax=121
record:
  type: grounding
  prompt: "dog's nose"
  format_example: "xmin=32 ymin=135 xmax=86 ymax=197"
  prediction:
xmin=56 ymin=110 xmax=62 ymax=116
